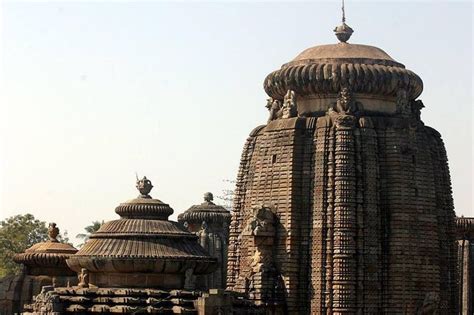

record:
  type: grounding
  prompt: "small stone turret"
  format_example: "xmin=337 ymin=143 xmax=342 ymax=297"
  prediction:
xmin=0 ymin=223 xmax=77 ymax=314
xmin=66 ymin=178 xmax=216 ymax=289
xmin=178 ymin=192 xmax=231 ymax=289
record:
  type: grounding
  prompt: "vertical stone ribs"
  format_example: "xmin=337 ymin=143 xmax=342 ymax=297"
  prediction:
xmin=427 ymin=127 xmax=457 ymax=311
xmin=332 ymin=122 xmax=357 ymax=314
xmin=227 ymin=126 xmax=262 ymax=289
xmin=359 ymin=121 xmax=381 ymax=313
xmin=311 ymin=117 xmax=330 ymax=313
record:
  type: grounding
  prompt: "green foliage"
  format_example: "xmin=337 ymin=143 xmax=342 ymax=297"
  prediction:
xmin=76 ymin=220 xmax=103 ymax=247
xmin=0 ymin=214 xmax=48 ymax=277
xmin=0 ymin=214 xmax=72 ymax=277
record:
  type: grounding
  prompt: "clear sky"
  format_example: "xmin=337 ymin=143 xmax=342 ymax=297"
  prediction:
xmin=0 ymin=1 xmax=472 ymax=246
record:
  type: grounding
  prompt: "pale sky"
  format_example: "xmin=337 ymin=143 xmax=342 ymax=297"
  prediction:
xmin=0 ymin=1 xmax=472 ymax=246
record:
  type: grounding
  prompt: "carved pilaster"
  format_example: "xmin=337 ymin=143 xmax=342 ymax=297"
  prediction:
xmin=332 ymin=113 xmax=357 ymax=314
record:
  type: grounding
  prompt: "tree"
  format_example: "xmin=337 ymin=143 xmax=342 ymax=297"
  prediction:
xmin=76 ymin=221 xmax=103 ymax=247
xmin=0 ymin=214 xmax=47 ymax=277
xmin=215 ymin=179 xmax=235 ymax=211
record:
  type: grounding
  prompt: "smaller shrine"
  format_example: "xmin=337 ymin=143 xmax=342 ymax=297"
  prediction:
xmin=0 ymin=223 xmax=77 ymax=314
xmin=178 ymin=192 xmax=231 ymax=289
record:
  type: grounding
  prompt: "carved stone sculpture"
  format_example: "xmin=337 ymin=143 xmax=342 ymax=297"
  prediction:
xmin=282 ymin=90 xmax=297 ymax=118
xmin=77 ymin=268 xmax=89 ymax=288
xmin=397 ymin=88 xmax=411 ymax=116
xmin=266 ymin=97 xmax=283 ymax=123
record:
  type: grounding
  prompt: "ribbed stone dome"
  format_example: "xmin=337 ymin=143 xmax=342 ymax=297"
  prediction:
xmin=13 ymin=223 xmax=77 ymax=276
xmin=66 ymin=177 xmax=217 ymax=289
xmin=178 ymin=192 xmax=231 ymax=225
xmin=264 ymin=27 xmax=423 ymax=107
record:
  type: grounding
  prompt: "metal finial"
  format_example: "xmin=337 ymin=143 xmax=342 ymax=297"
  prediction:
xmin=342 ymin=0 xmax=346 ymax=23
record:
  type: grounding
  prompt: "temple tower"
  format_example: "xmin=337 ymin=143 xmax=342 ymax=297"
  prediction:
xmin=227 ymin=17 xmax=457 ymax=314
xmin=178 ymin=192 xmax=232 ymax=289
xmin=456 ymin=217 xmax=474 ymax=315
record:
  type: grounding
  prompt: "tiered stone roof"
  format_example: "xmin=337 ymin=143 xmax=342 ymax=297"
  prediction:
xmin=66 ymin=177 xmax=216 ymax=288
xmin=178 ymin=192 xmax=231 ymax=225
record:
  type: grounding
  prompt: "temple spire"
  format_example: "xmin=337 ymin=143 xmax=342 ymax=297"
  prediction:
xmin=334 ymin=0 xmax=354 ymax=43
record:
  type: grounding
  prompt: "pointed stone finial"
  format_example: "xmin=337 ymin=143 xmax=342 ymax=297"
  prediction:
xmin=204 ymin=192 xmax=214 ymax=203
xmin=48 ymin=223 xmax=59 ymax=242
xmin=334 ymin=0 xmax=354 ymax=43
xmin=136 ymin=176 xmax=153 ymax=198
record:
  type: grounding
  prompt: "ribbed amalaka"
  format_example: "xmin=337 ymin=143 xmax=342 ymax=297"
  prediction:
xmin=226 ymin=24 xmax=457 ymax=314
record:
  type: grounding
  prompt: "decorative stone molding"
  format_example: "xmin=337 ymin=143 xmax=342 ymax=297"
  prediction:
xmin=264 ymin=62 xmax=423 ymax=103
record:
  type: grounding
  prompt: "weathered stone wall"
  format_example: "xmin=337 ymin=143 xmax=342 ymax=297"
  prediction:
xmin=227 ymin=115 xmax=457 ymax=314
xmin=0 ymin=270 xmax=77 ymax=315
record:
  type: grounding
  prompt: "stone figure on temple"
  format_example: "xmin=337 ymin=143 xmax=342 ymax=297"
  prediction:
xmin=197 ymin=221 xmax=209 ymax=249
xmin=77 ymin=268 xmax=89 ymax=288
xmin=411 ymin=99 xmax=425 ymax=121
xmin=266 ymin=97 xmax=283 ymax=122
xmin=282 ymin=90 xmax=297 ymax=118
xmin=334 ymin=87 xmax=358 ymax=115
xmin=396 ymin=88 xmax=411 ymax=116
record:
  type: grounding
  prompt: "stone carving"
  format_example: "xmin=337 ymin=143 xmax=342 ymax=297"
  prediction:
xmin=244 ymin=204 xmax=276 ymax=240
xmin=239 ymin=204 xmax=280 ymax=301
xmin=197 ymin=221 xmax=209 ymax=249
xmin=266 ymin=97 xmax=283 ymax=123
xmin=334 ymin=87 xmax=359 ymax=115
xmin=397 ymin=88 xmax=411 ymax=116
xmin=77 ymin=268 xmax=89 ymax=288
xmin=136 ymin=176 xmax=153 ymax=197
xmin=411 ymin=99 xmax=425 ymax=121
xmin=48 ymin=222 xmax=59 ymax=242
xmin=282 ymin=90 xmax=297 ymax=119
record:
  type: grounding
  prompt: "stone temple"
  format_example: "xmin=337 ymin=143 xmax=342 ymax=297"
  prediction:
xmin=1 ymin=7 xmax=465 ymax=315
xmin=226 ymin=17 xmax=458 ymax=314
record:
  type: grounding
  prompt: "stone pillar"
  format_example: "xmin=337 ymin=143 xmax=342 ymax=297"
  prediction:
xmin=456 ymin=217 xmax=474 ymax=315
